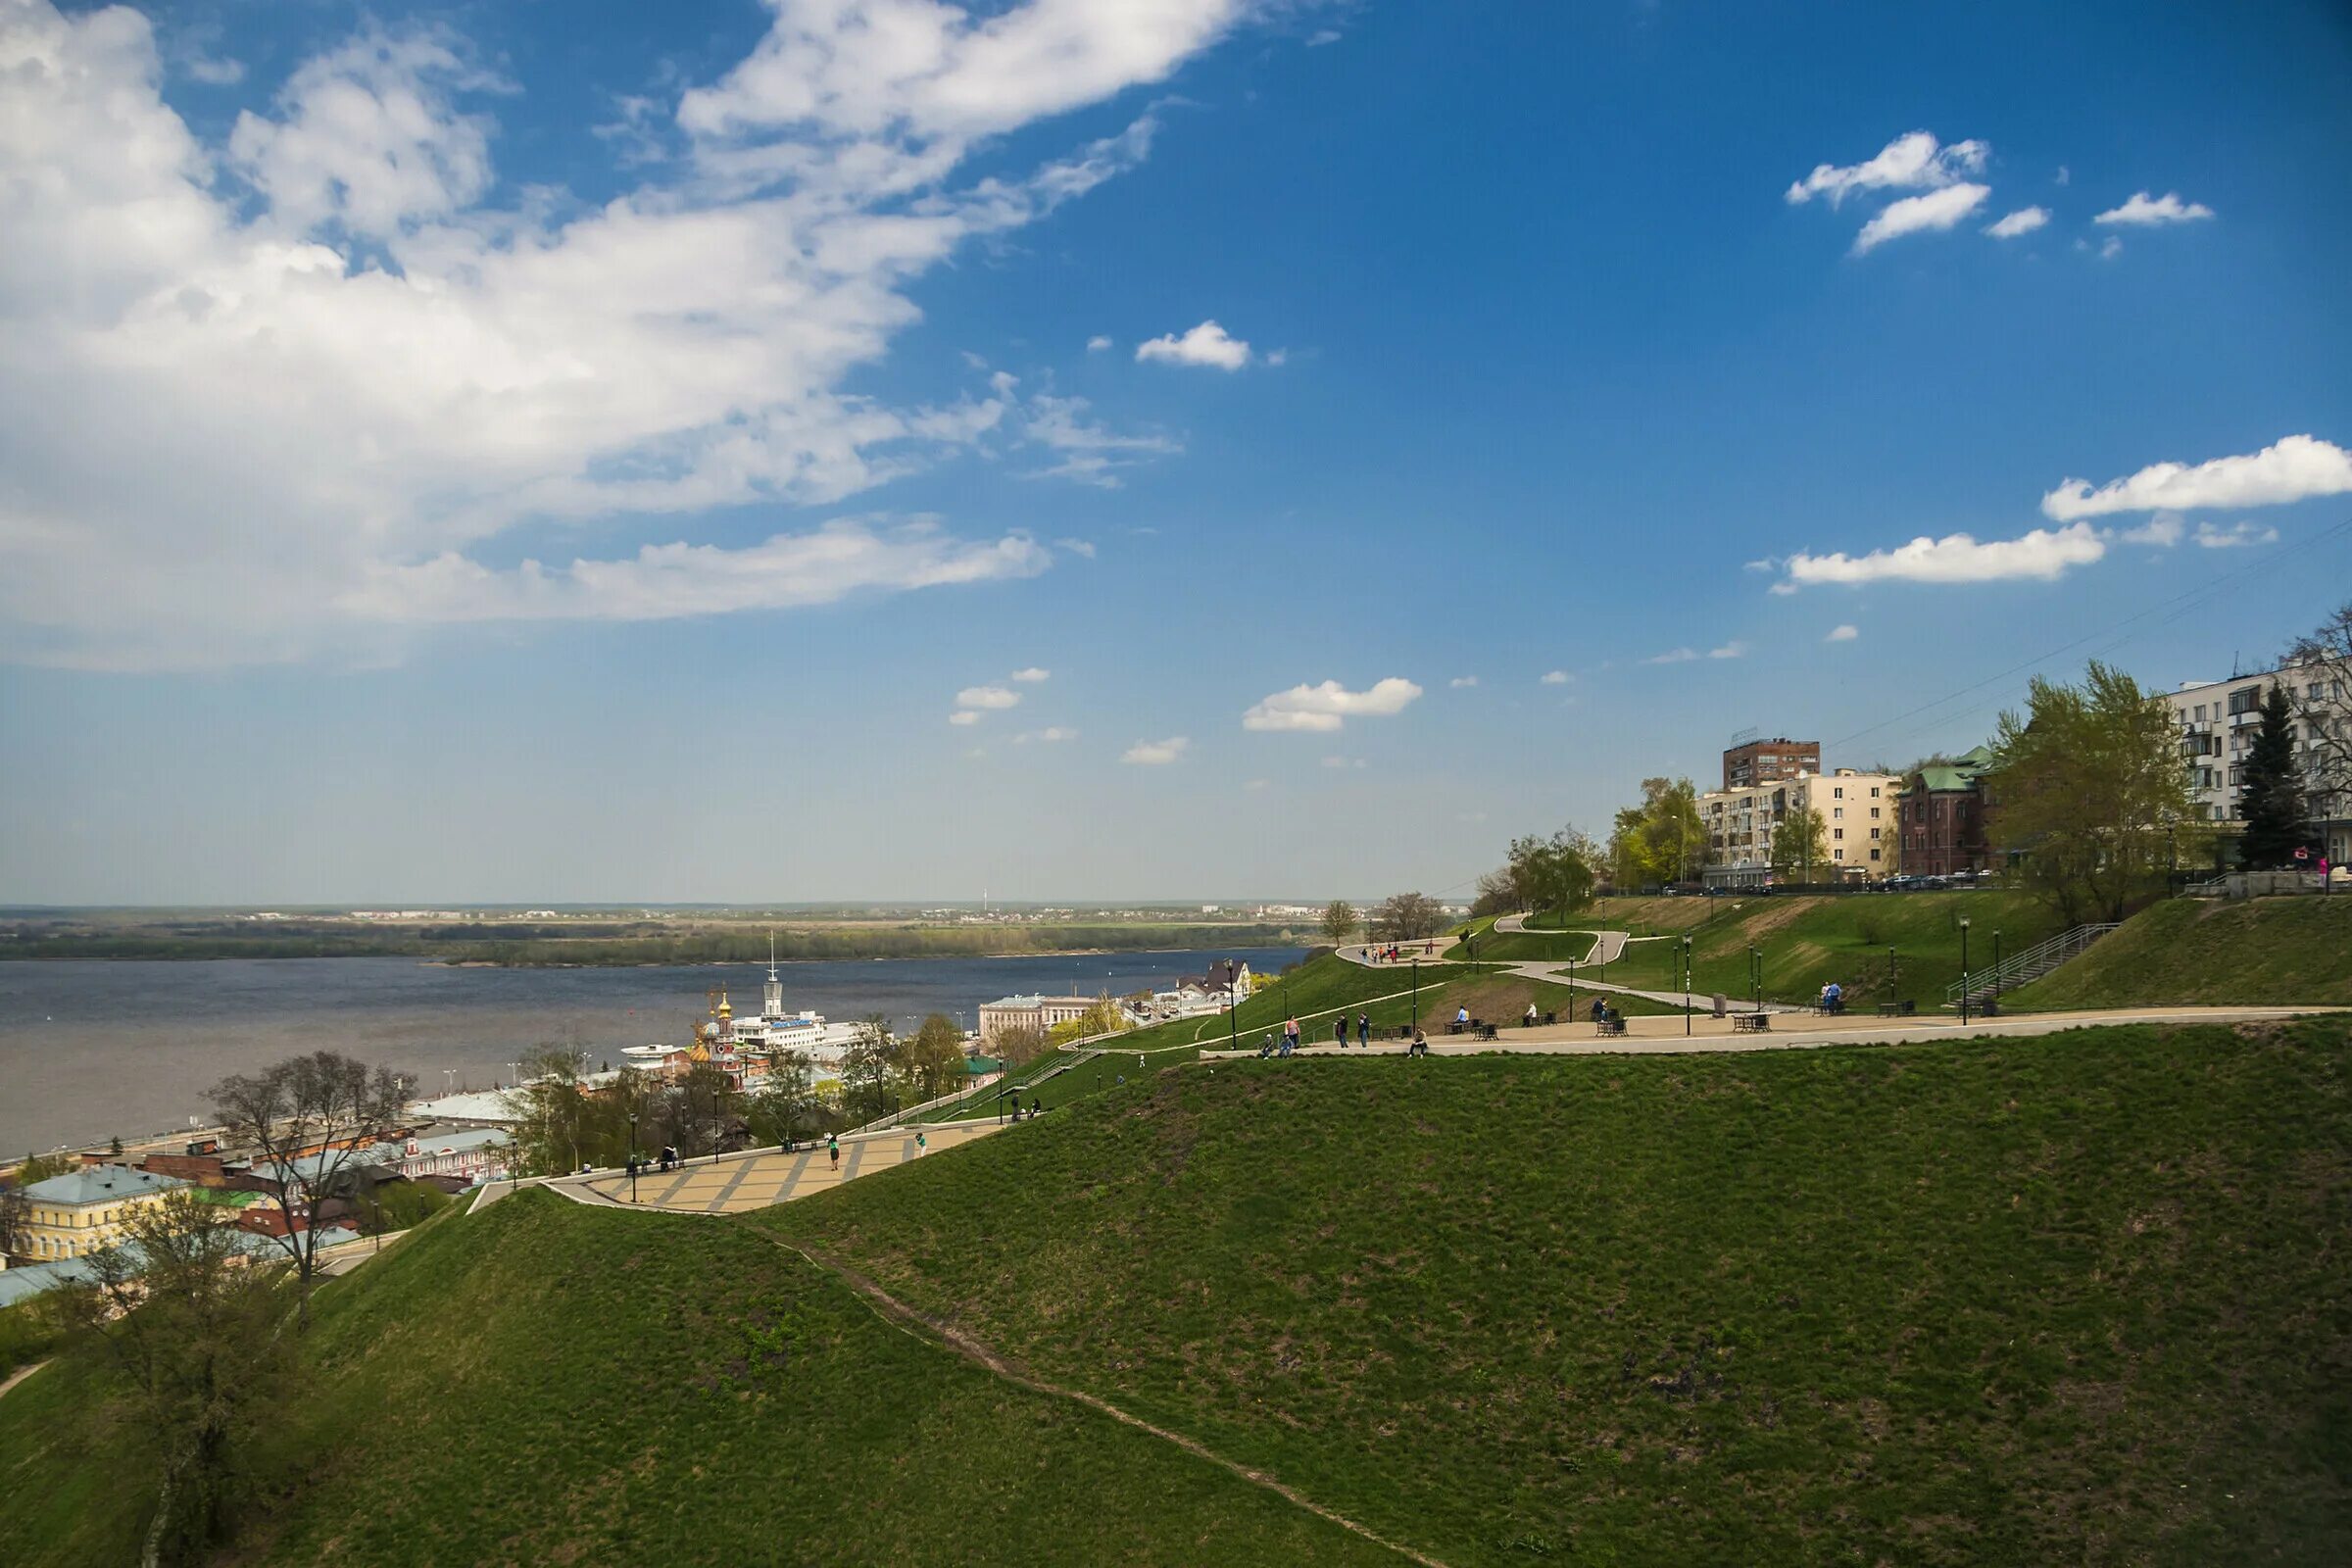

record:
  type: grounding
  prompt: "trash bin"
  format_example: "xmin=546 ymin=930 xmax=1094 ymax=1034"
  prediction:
xmin=1712 ymin=993 xmax=1727 ymax=1017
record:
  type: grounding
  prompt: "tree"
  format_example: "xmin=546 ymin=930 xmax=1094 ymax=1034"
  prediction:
xmin=1983 ymin=661 xmax=2205 ymax=923
xmin=840 ymin=1015 xmax=899 ymax=1122
xmin=1609 ymin=777 xmax=1706 ymax=888
xmin=902 ymin=1013 xmax=968 ymax=1102
xmin=2236 ymin=683 xmax=2312 ymax=867
xmin=1319 ymin=900 xmax=1360 ymax=945
xmin=0 ymin=1180 xmax=28 ymax=1262
xmin=206 ymin=1051 xmax=411 ymax=1330
xmin=1506 ymin=827 xmax=1599 ymax=923
xmin=1373 ymin=891 xmax=1445 ymax=941
xmin=1769 ymin=805 xmax=1830 ymax=883
xmin=14 ymin=1150 xmax=76 ymax=1185
xmin=990 ymin=1023 xmax=1052 ymax=1068
xmin=1468 ymin=867 xmax=1520 ymax=918
xmin=2283 ymin=600 xmax=2351 ymax=833
xmin=745 ymin=1050 xmax=822 ymax=1148
xmin=58 ymin=1189 xmax=293 ymax=1565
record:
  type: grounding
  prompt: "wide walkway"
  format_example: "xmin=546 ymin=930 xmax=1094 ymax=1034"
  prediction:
xmin=563 ymin=1124 xmax=1002 ymax=1215
xmin=1202 ymin=1004 xmax=2340 ymax=1061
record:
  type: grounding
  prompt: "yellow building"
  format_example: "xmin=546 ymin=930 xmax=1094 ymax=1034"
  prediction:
xmin=11 ymin=1164 xmax=187 ymax=1263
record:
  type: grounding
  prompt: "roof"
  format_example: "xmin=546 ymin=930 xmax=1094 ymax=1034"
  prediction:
xmin=21 ymin=1165 xmax=186 ymax=1206
xmin=404 ymin=1090 xmax=523 ymax=1125
xmin=963 ymin=1054 xmax=1005 ymax=1075
xmin=980 ymin=994 xmax=1094 ymax=1009
xmin=1907 ymin=744 xmax=1995 ymax=795
xmin=405 ymin=1127 xmax=510 ymax=1157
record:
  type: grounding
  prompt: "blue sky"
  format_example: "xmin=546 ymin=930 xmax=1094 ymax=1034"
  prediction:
xmin=3 ymin=0 xmax=2349 ymax=905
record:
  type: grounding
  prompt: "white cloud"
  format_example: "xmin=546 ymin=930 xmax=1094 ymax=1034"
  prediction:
xmin=949 ymin=710 xmax=981 ymax=726
xmin=1009 ymin=666 xmax=1050 ymax=683
xmin=1786 ymin=130 xmax=1986 ymax=207
xmin=1852 ymin=183 xmax=1990 ymax=254
xmin=2117 ymin=514 xmax=2183 ymax=547
xmin=2195 ymin=520 xmax=2279 ymax=550
xmin=1086 ymin=334 xmax=1111 ymax=352
xmin=1984 ymin=206 xmax=2048 ymax=239
xmin=2055 ymin=166 xmax=2070 ymax=186
xmin=1242 ymin=676 xmax=1422 ymax=732
xmin=1136 ymin=319 xmax=1251 ymax=370
xmin=1539 ymin=670 xmax=1570 ymax=685
xmin=2042 ymin=436 xmax=2352 ymax=520
xmin=1780 ymin=522 xmax=2107 ymax=588
xmin=1018 ymin=394 xmax=1179 ymax=487
xmin=1054 ymin=536 xmax=1097 ymax=559
xmin=956 ymin=683 xmax=1021 ymax=710
xmin=1707 ymin=641 xmax=1748 ymax=660
xmin=1644 ymin=648 xmax=1698 ymax=664
xmin=1306 ymin=29 xmax=1343 ymax=47
xmin=1825 ymin=624 xmax=1859 ymax=642
xmin=1319 ymin=755 xmax=1366 ymax=769
xmin=1122 ymin=736 xmax=1189 ymax=765
xmin=1015 ymin=726 xmax=1076 ymax=743
xmin=1448 ymin=675 xmax=1478 ymax=688
xmin=0 ymin=0 xmax=1248 ymax=668
xmin=2095 ymin=190 xmax=2215 ymax=226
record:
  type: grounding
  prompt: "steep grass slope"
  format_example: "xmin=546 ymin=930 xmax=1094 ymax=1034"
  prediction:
xmin=763 ymin=1019 xmax=2352 ymax=1567
xmin=0 ymin=1191 xmax=1399 ymax=1568
xmin=2006 ymin=895 xmax=2352 ymax=1009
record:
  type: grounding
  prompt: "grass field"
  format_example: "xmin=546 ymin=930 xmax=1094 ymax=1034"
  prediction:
xmin=2005 ymin=895 xmax=2352 ymax=1009
xmin=762 ymin=1017 xmax=2352 ymax=1567
xmin=0 ymin=1191 xmax=1398 ymax=1568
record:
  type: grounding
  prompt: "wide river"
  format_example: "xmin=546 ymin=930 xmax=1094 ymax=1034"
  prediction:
xmin=0 ymin=946 xmax=1306 ymax=1153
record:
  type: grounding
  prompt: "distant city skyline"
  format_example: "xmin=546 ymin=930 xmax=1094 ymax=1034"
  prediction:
xmin=2 ymin=0 xmax=2348 ymax=904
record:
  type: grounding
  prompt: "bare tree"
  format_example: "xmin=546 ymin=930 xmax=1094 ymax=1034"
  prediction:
xmin=1374 ymin=891 xmax=1445 ymax=941
xmin=2284 ymin=600 xmax=2351 ymax=827
xmin=0 ymin=1178 xmax=28 ymax=1262
xmin=59 ymin=1190 xmax=292 ymax=1566
xmin=207 ymin=1052 xmax=411 ymax=1331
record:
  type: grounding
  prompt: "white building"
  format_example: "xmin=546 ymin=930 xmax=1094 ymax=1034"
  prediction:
xmin=976 ymin=994 xmax=1098 ymax=1045
xmin=1700 ymin=768 xmax=1902 ymax=888
xmin=2163 ymin=658 xmax=2351 ymax=864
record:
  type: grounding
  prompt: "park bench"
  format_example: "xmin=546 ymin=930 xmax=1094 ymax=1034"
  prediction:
xmin=1594 ymin=1017 xmax=1627 ymax=1038
xmin=1877 ymin=1000 xmax=1917 ymax=1018
xmin=1732 ymin=1012 xmax=1771 ymax=1034
xmin=1476 ymin=1023 xmax=1500 ymax=1041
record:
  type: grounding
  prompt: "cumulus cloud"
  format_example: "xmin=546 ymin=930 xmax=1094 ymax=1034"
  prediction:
xmin=1779 ymin=522 xmax=2108 ymax=588
xmin=1018 ymin=394 xmax=1180 ymax=487
xmin=0 ymin=0 xmax=1250 ymax=668
xmin=1786 ymin=130 xmax=1986 ymax=207
xmin=2041 ymin=435 xmax=2352 ymax=520
xmin=1122 ymin=736 xmax=1189 ymax=765
xmin=1014 ymin=726 xmax=1076 ymax=742
xmin=1448 ymin=675 xmax=1478 ymax=688
xmin=2095 ymin=190 xmax=2215 ymax=226
xmin=1136 ymin=319 xmax=1251 ymax=369
xmin=1242 ymin=676 xmax=1423 ymax=732
xmin=1539 ymin=670 xmax=1570 ymax=685
xmin=1086 ymin=334 xmax=1111 ymax=352
xmin=2117 ymin=514 xmax=2184 ymax=547
xmin=1009 ymin=666 xmax=1050 ymax=682
xmin=1984 ymin=206 xmax=2049 ymax=238
xmin=1825 ymin=624 xmax=1859 ymax=642
xmin=1852 ymin=183 xmax=1990 ymax=253
xmin=2195 ymin=520 xmax=2279 ymax=550
xmin=956 ymin=683 xmax=1021 ymax=710
xmin=949 ymin=710 xmax=981 ymax=726
xmin=1707 ymin=641 xmax=1748 ymax=660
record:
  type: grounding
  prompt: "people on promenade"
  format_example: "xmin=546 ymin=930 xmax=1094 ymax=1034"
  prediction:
xmin=1454 ymin=1004 xmax=1469 ymax=1032
xmin=1523 ymin=1003 xmax=1540 ymax=1028
xmin=1259 ymin=1032 xmax=1276 ymax=1058
xmin=915 ymin=1130 xmax=927 ymax=1156
xmin=1409 ymin=1027 xmax=1428 ymax=1056
xmin=1357 ymin=1013 xmax=1371 ymax=1048
xmin=827 ymin=1134 xmax=840 ymax=1171
xmin=1284 ymin=1015 xmax=1300 ymax=1054
xmin=1333 ymin=1016 xmax=1348 ymax=1048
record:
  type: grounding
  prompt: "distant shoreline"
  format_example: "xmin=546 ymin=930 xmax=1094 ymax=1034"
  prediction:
xmin=1 ymin=932 xmax=1309 ymax=966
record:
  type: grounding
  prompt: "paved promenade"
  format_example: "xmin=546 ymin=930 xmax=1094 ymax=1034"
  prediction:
xmin=563 ymin=1124 xmax=1002 ymax=1216
xmin=1201 ymin=1004 xmax=2339 ymax=1061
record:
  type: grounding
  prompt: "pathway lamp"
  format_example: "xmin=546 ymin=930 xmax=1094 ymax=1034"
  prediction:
xmin=1748 ymin=945 xmax=1763 ymax=1013
xmin=1683 ymin=935 xmax=1693 ymax=1038
xmin=1990 ymin=930 xmax=2002 ymax=1012
xmin=1227 ymin=959 xmax=1240 ymax=1054
xmin=1959 ymin=918 xmax=1972 ymax=1026
xmin=1566 ymin=951 xmax=1575 ymax=1016
xmin=1411 ymin=955 xmax=1420 ymax=1033
xmin=626 ymin=1112 xmax=639 ymax=1205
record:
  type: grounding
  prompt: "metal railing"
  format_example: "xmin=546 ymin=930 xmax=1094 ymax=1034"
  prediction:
xmin=1943 ymin=923 xmax=2119 ymax=1004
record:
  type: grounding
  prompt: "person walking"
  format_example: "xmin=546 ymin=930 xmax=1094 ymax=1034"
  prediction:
xmin=1333 ymin=1015 xmax=1348 ymax=1049
xmin=1285 ymin=1015 xmax=1300 ymax=1054
xmin=915 ymin=1130 xmax=928 ymax=1157
xmin=1357 ymin=1012 xmax=1371 ymax=1048
xmin=827 ymin=1134 xmax=841 ymax=1173
xmin=1524 ymin=1003 xmax=1540 ymax=1028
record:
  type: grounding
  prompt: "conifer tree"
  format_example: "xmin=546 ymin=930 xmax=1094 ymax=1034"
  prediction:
xmin=2235 ymin=684 xmax=2310 ymax=868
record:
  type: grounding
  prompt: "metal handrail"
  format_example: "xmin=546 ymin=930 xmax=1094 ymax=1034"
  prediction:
xmin=1944 ymin=923 xmax=2119 ymax=1003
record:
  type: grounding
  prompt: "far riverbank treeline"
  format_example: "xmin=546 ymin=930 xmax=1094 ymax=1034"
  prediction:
xmin=0 ymin=920 xmax=1305 ymax=965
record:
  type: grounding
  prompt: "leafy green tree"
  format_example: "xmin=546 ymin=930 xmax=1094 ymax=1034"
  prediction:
xmin=1507 ymin=828 xmax=1599 ymax=923
xmin=1609 ymin=777 xmax=1706 ymax=887
xmin=902 ymin=1013 xmax=969 ymax=1102
xmin=1373 ymin=891 xmax=1445 ymax=941
xmin=1984 ymin=661 xmax=2205 ymax=923
xmin=2236 ymin=684 xmax=2312 ymax=867
xmin=841 ymin=1015 xmax=899 ymax=1122
xmin=374 ymin=1180 xmax=454 ymax=1231
xmin=14 ymin=1151 xmax=77 ymax=1185
xmin=746 ymin=1050 xmax=822 ymax=1147
xmin=1319 ymin=900 xmax=1360 ymax=945
xmin=990 ymin=1023 xmax=1052 ymax=1068
xmin=1769 ymin=806 xmax=1831 ymax=883
xmin=59 ymin=1189 xmax=294 ymax=1564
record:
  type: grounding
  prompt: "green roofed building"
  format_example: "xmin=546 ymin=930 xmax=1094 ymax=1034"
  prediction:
xmin=1897 ymin=745 xmax=1995 ymax=878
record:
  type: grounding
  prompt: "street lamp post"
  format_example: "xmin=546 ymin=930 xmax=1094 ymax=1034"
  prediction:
xmin=626 ymin=1111 xmax=639 ymax=1205
xmin=1749 ymin=945 xmax=1762 ymax=1014
xmin=1227 ymin=959 xmax=1239 ymax=1054
xmin=1683 ymin=935 xmax=1692 ymax=1037
xmin=1566 ymin=952 xmax=1575 ymax=1017
xmin=1411 ymin=956 xmax=1420 ymax=1033
xmin=1959 ymin=918 xmax=1972 ymax=1025
xmin=1990 ymin=929 xmax=2002 ymax=1012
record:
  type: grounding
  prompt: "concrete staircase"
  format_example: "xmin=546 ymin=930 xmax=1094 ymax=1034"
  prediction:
xmin=1943 ymin=922 xmax=2119 ymax=1007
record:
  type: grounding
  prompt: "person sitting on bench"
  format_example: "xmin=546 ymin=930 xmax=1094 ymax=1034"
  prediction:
xmin=1523 ymin=1003 xmax=1540 ymax=1028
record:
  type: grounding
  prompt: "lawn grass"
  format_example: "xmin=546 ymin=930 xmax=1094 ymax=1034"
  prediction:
xmin=760 ymin=1017 xmax=2352 ymax=1567
xmin=0 ymin=1190 xmax=1399 ymax=1568
xmin=2005 ymin=894 xmax=2352 ymax=1009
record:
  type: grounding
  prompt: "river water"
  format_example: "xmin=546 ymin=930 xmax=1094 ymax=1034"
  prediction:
xmin=0 ymin=947 xmax=1305 ymax=1153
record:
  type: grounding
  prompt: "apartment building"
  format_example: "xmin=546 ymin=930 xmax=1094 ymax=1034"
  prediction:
xmin=2165 ymin=657 xmax=2352 ymax=864
xmin=1700 ymin=767 xmax=1902 ymax=888
xmin=1722 ymin=736 xmax=1821 ymax=791
xmin=7 ymin=1164 xmax=187 ymax=1264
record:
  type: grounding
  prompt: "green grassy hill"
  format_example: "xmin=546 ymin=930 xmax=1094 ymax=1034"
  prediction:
xmin=2006 ymin=895 xmax=2352 ymax=1009
xmin=767 ymin=1018 xmax=2352 ymax=1566
xmin=0 ymin=1192 xmax=1400 ymax=1568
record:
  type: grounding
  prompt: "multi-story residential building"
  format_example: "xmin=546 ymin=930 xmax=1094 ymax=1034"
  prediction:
xmin=1700 ymin=768 xmax=1902 ymax=888
xmin=1895 ymin=746 xmax=1995 ymax=877
xmin=7 ymin=1164 xmax=186 ymax=1264
xmin=1722 ymin=736 xmax=1821 ymax=791
xmin=977 ymin=994 xmax=1098 ymax=1046
xmin=2163 ymin=658 xmax=2352 ymax=865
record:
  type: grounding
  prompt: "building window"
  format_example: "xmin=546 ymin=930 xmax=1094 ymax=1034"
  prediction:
xmin=1870 ymin=849 xmax=1881 ymax=861
xmin=1834 ymin=787 xmax=1844 ymax=799
xmin=1834 ymin=828 xmax=1844 ymax=840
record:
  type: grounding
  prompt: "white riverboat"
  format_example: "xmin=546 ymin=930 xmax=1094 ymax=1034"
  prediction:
xmin=617 ymin=945 xmax=862 ymax=1082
